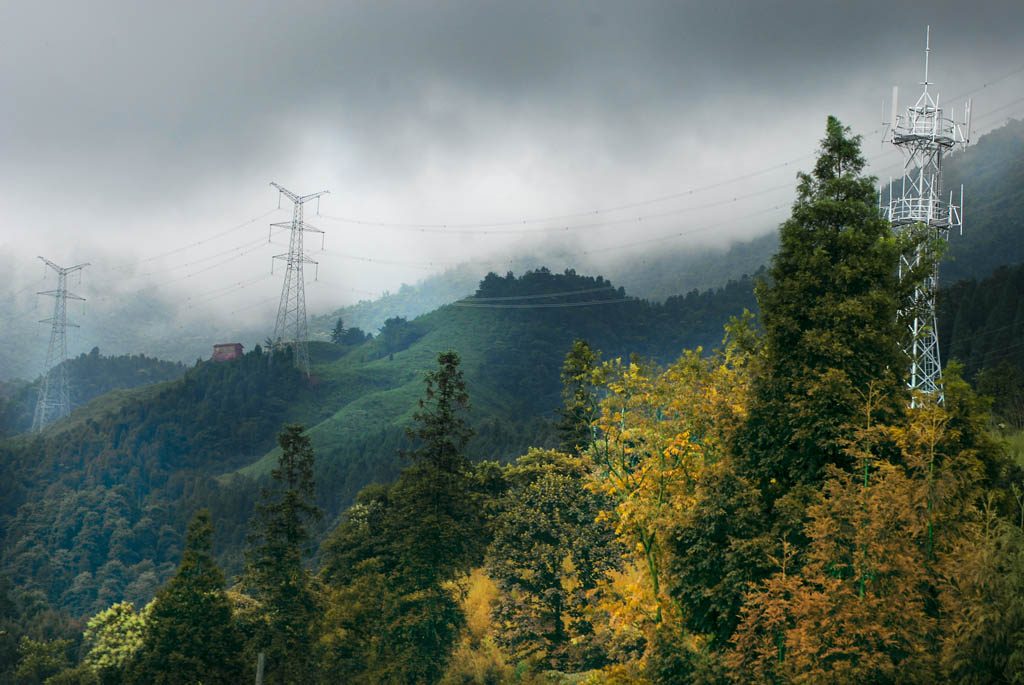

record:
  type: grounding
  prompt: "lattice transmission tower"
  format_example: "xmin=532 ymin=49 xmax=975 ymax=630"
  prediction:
xmin=269 ymin=182 xmax=329 ymax=376
xmin=882 ymin=26 xmax=971 ymax=404
xmin=32 ymin=257 xmax=89 ymax=431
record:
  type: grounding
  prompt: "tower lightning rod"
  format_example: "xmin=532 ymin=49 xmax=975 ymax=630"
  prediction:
xmin=32 ymin=257 xmax=89 ymax=431
xmin=268 ymin=182 xmax=329 ymax=377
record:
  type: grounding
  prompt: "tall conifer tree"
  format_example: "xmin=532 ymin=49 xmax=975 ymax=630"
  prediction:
xmin=556 ymin=339 xmax=601 ymax=455
xmin=388 ymin=350 xmax=480 ymax=586
xmin=735 ymin=116 xmax=913 ymax=492
xmin=131 ymin=509 xmax=243 ymax=684
xmin=244 ymin=424 xmax=323 ymax=684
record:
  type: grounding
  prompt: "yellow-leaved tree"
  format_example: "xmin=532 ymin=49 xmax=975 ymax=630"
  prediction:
xmin=588 ymin=319 xmax=754 ymax=645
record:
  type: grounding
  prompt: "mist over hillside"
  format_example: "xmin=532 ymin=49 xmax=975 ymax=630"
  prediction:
xmin=3 ymin=117 xmax=1023 ymax=385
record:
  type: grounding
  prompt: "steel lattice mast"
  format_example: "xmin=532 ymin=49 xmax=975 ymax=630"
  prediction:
xmin=32 ymin=257 xmax=89 ymax=431
xmin=882 ymin=27 xmax=971 ymax=404
xmin=269 ymin=182 xmax=329 ymax=376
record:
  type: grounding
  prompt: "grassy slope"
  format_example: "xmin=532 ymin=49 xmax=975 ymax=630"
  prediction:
xmin=237 ymin=304 xmax=542 ymax=479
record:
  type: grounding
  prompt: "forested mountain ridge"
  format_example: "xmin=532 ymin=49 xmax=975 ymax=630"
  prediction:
xmin=5 ymin=118 xmax=1024 ymax=683
xmin=4 ymin=254 xmax=1024 ymax=630
xmin=941 ymin=117 xmax=1024 ymax=283
xmin=0 ymin=348 xmax=186 ymax=437
xmin=307 ymin=117 xmax=1024 ymax=344
xmin=0 ymin=267 xmax=757 ymax=623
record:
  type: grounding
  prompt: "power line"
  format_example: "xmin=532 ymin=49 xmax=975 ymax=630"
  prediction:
xmin=942 ymin=61 xmax=1024 ymax=109
xmin=319 ymin=180 xmax=796 ymax=235
xmin=136 ymin=208 xmax=281 ymax=265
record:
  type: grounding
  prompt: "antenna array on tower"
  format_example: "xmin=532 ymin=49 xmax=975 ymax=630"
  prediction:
xmin=882 ymin=26 xmax=971 ymax=404
xmin=32 ymin=257 xmax=89 ymax=431
xmin=269 ymin=182 xmax=329 ymax=377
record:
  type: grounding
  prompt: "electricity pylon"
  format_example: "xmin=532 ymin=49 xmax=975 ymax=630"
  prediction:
xmin=32 ymin=257 xmax=89 ymax=431
xmin=882 ymin=26 xmax=970 ymax=404
xmin=269 ymin=182 xmax=328 ymax=376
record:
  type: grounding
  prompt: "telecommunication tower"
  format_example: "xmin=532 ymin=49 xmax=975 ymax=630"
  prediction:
xmin=882 ymin=26 xmax=971 ymax=404
xmin=269 ymin=182 xmax=329 ymax=376
xmin=32 ymin=257 xmax=89 ymax=431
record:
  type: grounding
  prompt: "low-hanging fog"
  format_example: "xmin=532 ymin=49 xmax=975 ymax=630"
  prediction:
xmin=2 ymin=0 xmax=1023 ymax=378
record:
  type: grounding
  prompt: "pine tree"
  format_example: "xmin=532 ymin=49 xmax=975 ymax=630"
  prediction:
xmin=487 ymin=457 xmax=620 ymax=670
xmin=330 ymin=317 xmax=345 ymax=345
xmin=319 ymin=352 xmax=481 ymax=683
xmin=389 ymin=350 xmax=481 ymax=586
xmin=244 ymin=424 xmax=323 ymax=684
xmin=130 ymin=509 xmax=243 ymax=684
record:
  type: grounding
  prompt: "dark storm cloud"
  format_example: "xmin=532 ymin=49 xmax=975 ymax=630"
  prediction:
xmin=2 ymin=0 xmax=1022 ymax=303
xmin=5 ymin=1 xmax=1019 ymax=192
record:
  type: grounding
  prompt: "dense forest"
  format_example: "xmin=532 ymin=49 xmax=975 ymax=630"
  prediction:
xmin=4 ymin=118 xmax=1024 ymax=683
xmin=0 ymin=349 xmax=187 ymax=438
xmin=0 ymin=260 xmax=759 ymax=646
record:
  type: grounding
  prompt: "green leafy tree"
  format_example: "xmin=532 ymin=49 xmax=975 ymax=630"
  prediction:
xmin=487 ymin=451 xmax=621 ymax=670
xmin=83 ymin=601 xmax=146 ymax=684
xmin=13 ymin=637 xmax=71 ymax=685
xmin=340 ymin=326 xmax=370 ymax=345
xmin=129 ymin=509 xmax=243 ymax=684
xmin=378 ymin=316 xmax=421 ymax=358
xmin=244 ymin=424 xmax=323 ymax=684
xmin=555 ymin=340 xmax=601 ymax=455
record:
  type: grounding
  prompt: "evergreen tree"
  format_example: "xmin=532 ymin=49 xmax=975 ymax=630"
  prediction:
xmin=330 ymin=317 xmax=345 ymax=345
xmin=390 ymin=350 xmax=481 ymax=586
xmin=555 ymin=340 xmax=601 ymax=455
xmin=318 ymin=352 xmax=481 ymax=683
xmin=244 ymin=424 xmax=323 ymax=684
xmin=668 ymin=118 xmax=918 ymax=660
xmin=130 ymin=509 xmax=243 ymax=684
xmin=734 ymin=116 xmax=913 ymax=492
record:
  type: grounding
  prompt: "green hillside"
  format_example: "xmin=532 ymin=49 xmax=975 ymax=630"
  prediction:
xmin=307 ymin=117 xmax=1024 ymax=348
xmin=0 ymin=267 xmax=758 ymax=619
xmin=942 ymin=117 xmax=1024 ymax=282
xmin=0 ymin=348 xmax=187 ymax=437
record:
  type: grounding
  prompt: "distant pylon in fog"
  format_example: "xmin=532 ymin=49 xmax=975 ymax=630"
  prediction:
xmin=32 ymin=257 xmax=89 ymax=431
xmin=269 ymin=182 xmax=328 ymax=377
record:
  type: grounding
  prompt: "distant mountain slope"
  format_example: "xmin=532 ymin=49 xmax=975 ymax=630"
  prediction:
xmin=0 ymin=348 xmax=187 ymax=437
xmin=307 ymin=236 xmax=780 ymax=344
xmin=605 ymin=232 xmax=779 ymax=303
xmin=938 ymin=262 xmax=1024 ymax=380
xmin=307 ymin=117 xmax=1024 ymax=342
xmin=0 ymin=267 xmax=758 ymax=618
xmin=941 ymin=118 xmax=1024 ymax=283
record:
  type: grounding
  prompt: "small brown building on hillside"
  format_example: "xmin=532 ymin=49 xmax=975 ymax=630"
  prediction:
xmin=211 ymin=343 xmax=244 ymax=362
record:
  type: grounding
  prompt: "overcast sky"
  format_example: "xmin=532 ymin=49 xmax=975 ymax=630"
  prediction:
xmin=2 ymin=0 xmax=1023 ymax=331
